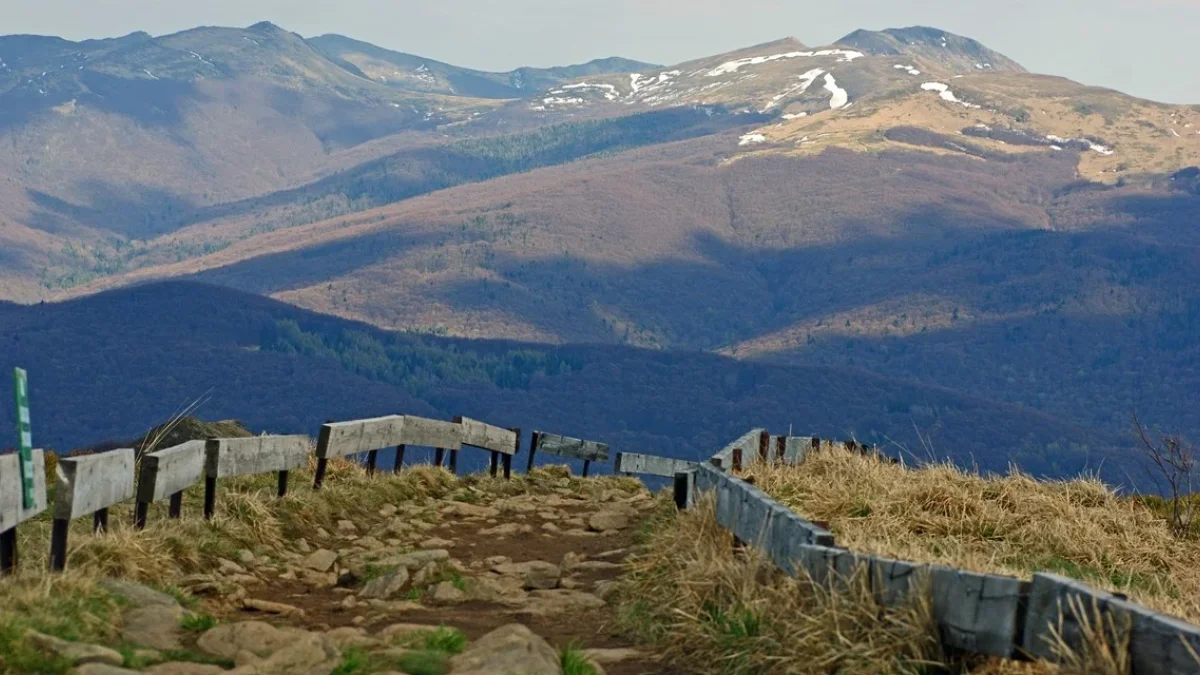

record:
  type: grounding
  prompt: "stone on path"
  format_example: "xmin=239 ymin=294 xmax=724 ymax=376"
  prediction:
xmin=448 ymin=624 xmax=561 ymax=675
xmin=145 ymin=664 xmax=227 ymax=674
xmin=492 ymin=560 xmax=561 ymax=590
xmin=587 ymin=512 xmax=629 ymax=532
xmin=100 ymin=579 xmax=187 ymax=651
xmin=360 ymin=566 xmax=411 ymax=600
xmin=243 ymin=598 xmax=305 ymax=617
xmin=71 ymin=665 xmax=138 ymax=675
xmin=431 ymin=581 xmax=466 ymax=604
xmin=25 ymin=630 xmax=124 ymax=667
xmin=584 ymin=647 xmax=647 ymax=664
xmin=302 ymin=549 xmax=338 ymax=573
xmin=198 ymin=622 xmax=341 ymax=675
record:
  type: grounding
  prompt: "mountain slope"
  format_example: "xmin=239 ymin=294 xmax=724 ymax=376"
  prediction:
xmin=0 ymin=26 xmax=1196 ymax=462
xmin=836 ymin=26 xmax=1027 ymax=74
xmin=0 ymin=281 xmax=1119 ymax=479
xmin=308 ymin=34 xmax=655 ymax=99
xmin=0 ymin=22 xmax=652 ymax=301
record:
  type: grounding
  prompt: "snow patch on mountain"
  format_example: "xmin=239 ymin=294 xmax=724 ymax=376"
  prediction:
xmin=1046 ymin=134 xmax=1115 ymax=155
xmin=763 ymin=68 xmax=825 ymax=111
xmin=921 ymin=82 xmax=980 ymax=108
xmin=893 ymin=64 xmax=921 ymax=75
xmin=560 ymin=82 xmax=619 ymax=100
xmin=824 ymin=73 xmax=849 ymax=109
xmin=707 ymin=49 xmax=863 ymax=77
xmin=740 ymin=133 xmax=767 ymax=146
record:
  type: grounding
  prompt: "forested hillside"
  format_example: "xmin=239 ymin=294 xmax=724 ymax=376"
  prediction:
xmin=0 ymin=282 xmax=1121 ymax=480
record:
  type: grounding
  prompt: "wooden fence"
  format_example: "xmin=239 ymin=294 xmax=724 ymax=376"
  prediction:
xmin=673 ymin=430 xmax=1200 ymax=674
xmin=0 ymin=411 xmax=675 ymax=575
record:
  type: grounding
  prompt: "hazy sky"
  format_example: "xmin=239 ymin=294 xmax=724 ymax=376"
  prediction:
xmin=5 ymin=0 xmax=1199 ymax=104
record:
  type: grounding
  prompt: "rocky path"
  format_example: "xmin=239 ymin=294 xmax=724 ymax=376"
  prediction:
xmin=51 ymin=475 xmax=669 ymax=675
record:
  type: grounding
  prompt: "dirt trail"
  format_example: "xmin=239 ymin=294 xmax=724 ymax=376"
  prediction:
xmin=214 ymin=482 xmax=673 ymax=674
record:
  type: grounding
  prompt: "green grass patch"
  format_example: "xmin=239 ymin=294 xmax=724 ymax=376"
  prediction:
xmin=396 ymin=649 xmax=452 ymax=675
xmin=0 ymin=581 xmax=125 ymax=675
xmin=180 ymin=612 xmax=218 ymax=633
xmin=389 ymin=625 xmax=467 ymax=655
xmin=422 ymin=627 xmax=467 ymax=654
xmin=332 ymin=646 xmax=373 ymax=675
xmin=560 ymin=642 xmax=599 ymax=675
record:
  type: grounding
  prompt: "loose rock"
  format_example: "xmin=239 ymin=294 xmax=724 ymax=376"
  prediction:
xmin=447 ymin=624 xmax=560 ymax=675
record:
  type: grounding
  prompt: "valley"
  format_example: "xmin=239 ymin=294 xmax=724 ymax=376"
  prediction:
xmin=0 ymin=22 xmax=1196 ymax=481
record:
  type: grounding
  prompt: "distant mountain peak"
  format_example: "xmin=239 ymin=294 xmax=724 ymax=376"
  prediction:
xmin=248 ymin=21 xmax=285 ymax=33
xmin=837 ymin=26 xmax=1025 ymax=74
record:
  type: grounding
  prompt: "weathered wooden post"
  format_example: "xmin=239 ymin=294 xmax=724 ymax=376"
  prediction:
xmin=203 ymin=475 xmax=218 ymax=520
xmin=526 ymin=431 xmax=541 ymax=473
xmin=434 ymin=448 xmax=445 ymax=468
xmin=505 ymin=428 xmax=519 ymax=480
xmin=732 ymin=447 xmax=743 ymax=473
xmin=168 ymin=492 xmax=183 ymax=518
xmin=312 ymin=459 xmax=329 ymax=490
xmin=674 ymin=471 xmax=697 ymax=510
xmin=49 ymin=449 xmax=136 ymax=572
xmin=448 ymin=448 xmax=459 ymax=474
xmin=758 ymin=430 xmax=771 ymax=464
xmin=277 ymin=471 xmax=289 ymax=498
xmin=489 ymin=451 xmax=499 ymax=477
xmin=365 ymin=450 xmax=378 ymax=476
xmin=393 ymin=444 xmax=407 ymax=471
xmin=93 ymin=509 xmax=109 ymax=534
xmin=0 ymin=449 xmax=47 ymax=576
xmin=775 ymin=435 xmax=787 ymax=465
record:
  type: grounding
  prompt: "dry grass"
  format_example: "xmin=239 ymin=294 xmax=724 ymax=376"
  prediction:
xmin=744 ymin=448 xmax=1200 ymax=624
xmin=616 ymin=495 xmax=1057 ymax=674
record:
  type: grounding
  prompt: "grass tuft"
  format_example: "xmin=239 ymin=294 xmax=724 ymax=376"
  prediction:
xmin=560 ymin=642 xmax=599 ymax=675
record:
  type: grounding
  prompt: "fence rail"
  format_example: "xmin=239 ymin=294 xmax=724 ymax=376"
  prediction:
xmin=0 ymin=411 xmax=657 ymax=575
xmin=677 ymin=431 xmax=1200 ymax=673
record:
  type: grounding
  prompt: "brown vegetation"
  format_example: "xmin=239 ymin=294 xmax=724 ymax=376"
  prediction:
xmin=743 ymin=447 xmax=1200 ymax=623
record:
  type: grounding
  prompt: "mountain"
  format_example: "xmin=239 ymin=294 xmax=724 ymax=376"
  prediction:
xmin=0 ymin=22 xmax=645 ymax=302
xmin=308 ymin=34 xmax=656 ymax=99
xmin=836 ymin=26 xmax=1027 ymax=74
xmin=0 ymin=281 xmax=1121 ymax=479
xmin=0 ymin=25 xmax=1196 ymax=471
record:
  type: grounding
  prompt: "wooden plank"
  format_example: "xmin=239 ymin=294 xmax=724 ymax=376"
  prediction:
xmin=316 ymin=416 xmax=405 ymax=459
xmin=0 ymin=449 xmax=47 ymax=530
xmin=534 ymin=432 xmax=609 ymax=461
xmin=137 ymin=440 xmax=206 ymax=503
xmin=53 ymin=449 xmax=135 ymax=520
xmin=710 ymin=429 xmax=764 ymax=471
xmin=400 ymin=416 xmax=463 ymax=450
xmin=927 ymin=564 xmax=1024 ymax=658
xmin=205 ymin=435 xmax=310 ymax=479
xmin=614 ymin=452 xmax=697 ymax=477
xmin=1025 ymin=573 xmax=1200 ymax=674
xmin=455 ymin=417 xmax=518 ymax=455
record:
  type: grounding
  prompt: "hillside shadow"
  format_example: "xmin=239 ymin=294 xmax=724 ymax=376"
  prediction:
xmin=188 ymin=228 xmax=448 ymax=292
xmin=26 ymin=184 xmax=199 ymax=239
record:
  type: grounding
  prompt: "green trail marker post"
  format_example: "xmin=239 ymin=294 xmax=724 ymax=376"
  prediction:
xmin=13 ymin=368 xmax=34 ymax=510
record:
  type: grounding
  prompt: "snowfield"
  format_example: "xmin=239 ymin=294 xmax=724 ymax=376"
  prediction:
xmin=707 ymin=49 xmax=863 ymax=77
xmin=920 ymin=82 xmax=980 ymax=109
xmin=763 ymin=68 xmax=825 ymax=111
xmin=739 ymin=133 xmax=767 ymax=146
xmin=824 ymin=73 xmax=849 ymax=109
